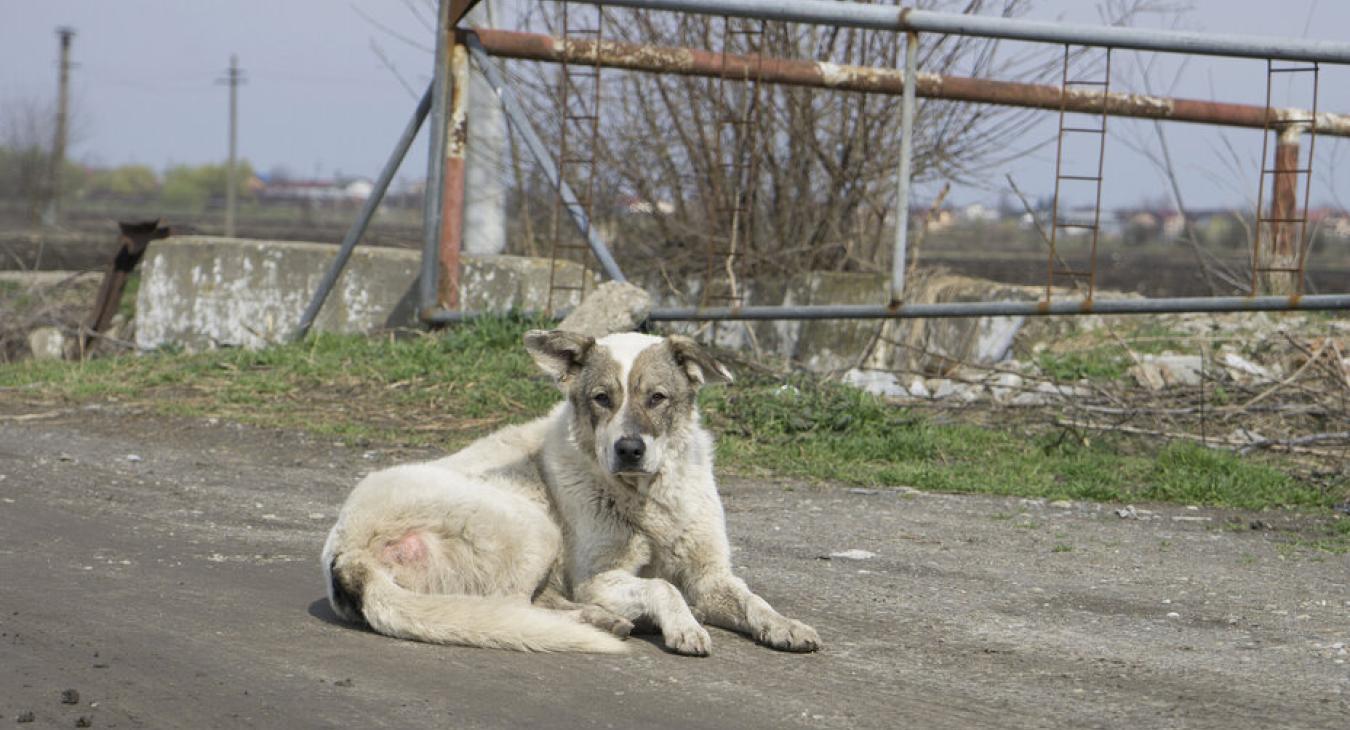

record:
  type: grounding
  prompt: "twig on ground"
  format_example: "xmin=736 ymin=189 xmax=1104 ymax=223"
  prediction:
xmin=1237 ymin=431 xmax=1350 ymax=456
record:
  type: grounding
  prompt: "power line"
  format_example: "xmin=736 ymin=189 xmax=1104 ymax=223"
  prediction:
xmin=43 ymin=26 xmax=76 ymax=227
xmin=217 ymin=54 xmax=247 ymax=237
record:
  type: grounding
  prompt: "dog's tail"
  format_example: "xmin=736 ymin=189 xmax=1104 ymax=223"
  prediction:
xmin=327 ymin=553 xmax=627 ymax=654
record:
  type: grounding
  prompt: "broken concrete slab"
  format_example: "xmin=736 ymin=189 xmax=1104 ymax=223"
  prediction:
xmin=557 ymin=281 xmax=651 ymax=338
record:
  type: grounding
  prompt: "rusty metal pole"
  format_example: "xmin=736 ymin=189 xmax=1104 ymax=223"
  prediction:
xmin=438 ymin=41 xmax=470 ymax=310
xmin=76 ymin=220 xmax=171 ymax=358
xmin=1266 ymin=124 xmax=1302 ymax=294
xmin=470 ymin=28 xmax=1350 ymax=138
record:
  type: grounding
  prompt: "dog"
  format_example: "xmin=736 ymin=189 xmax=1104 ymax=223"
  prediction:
xmin=321 ymin=330 xmax=820 ymax=655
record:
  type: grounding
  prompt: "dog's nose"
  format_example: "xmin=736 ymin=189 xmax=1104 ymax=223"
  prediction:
xmin=614 ymin=437 xmax=645 ymax=467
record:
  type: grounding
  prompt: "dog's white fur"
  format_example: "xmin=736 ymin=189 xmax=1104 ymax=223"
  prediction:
xmin=321 ymin=331 xmax=820 ymax=655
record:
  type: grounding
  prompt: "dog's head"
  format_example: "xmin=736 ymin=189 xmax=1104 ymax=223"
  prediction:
xmin=524 ymin=330 xmax=732 ymax=479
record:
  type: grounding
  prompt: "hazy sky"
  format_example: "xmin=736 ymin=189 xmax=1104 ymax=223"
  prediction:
xmin=3 ymin=0 xmax=1348 ymax=209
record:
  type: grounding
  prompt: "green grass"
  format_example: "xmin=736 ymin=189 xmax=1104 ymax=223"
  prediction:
xmin=1035 ymin=321 xmax=1191 ymax=382
xmin=0 ymin=315 xmax=1342 ymax=511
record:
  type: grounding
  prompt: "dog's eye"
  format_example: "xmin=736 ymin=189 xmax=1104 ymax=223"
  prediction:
xmin=592 ymin=392 xmax=612 ymax=408
xmin=648 ymin=392 xmax=667 ymax=406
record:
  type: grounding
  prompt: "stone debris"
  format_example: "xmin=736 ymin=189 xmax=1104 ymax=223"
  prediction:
xmin=558 ymin=281 xmax=652 ymax=338
xmin=27 ymin=326 xmax=67 ymax=361
xmin=1130 ymin=354 xmax=1203 ymax=390
xmin=1115 ymin=505 xmax=1138 ymax=519
xmin=842 ymin=369 xmax=907 ymax=399
xmin=1221 ymin=352 xmax=1274 ymax=382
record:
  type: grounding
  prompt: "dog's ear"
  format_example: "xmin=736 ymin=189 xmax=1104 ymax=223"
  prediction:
xmin=666 ymin=335 xmax=733 ymax=387
xmin=524 ymin=329 xmax=595 ymax=384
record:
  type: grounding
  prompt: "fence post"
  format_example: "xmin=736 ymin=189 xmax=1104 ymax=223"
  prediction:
xmin=891 ymin=31 xmax=918 ymax=304
xmin=1265 ymin=124 xmax=1302 ymax=294
xmin=438 ymin=40 xmax=470 ymax=310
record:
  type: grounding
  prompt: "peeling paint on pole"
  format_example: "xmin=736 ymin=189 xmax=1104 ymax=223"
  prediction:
xmin=438 ymin=41 xmax=470 ymax=310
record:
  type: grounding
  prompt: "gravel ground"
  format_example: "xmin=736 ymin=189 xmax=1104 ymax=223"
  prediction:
xmin=0 ymin=405 xmax=1346 ymax=729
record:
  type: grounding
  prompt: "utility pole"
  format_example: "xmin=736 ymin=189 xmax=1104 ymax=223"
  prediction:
xmin=43 ymin=26 xmax=75 ymax=227
xmin=218 ymin=55 xmax=245 ymax=237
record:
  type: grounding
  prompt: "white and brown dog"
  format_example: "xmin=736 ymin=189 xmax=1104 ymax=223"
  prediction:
xmin=321 ymin=330 xmax=820 ymax=655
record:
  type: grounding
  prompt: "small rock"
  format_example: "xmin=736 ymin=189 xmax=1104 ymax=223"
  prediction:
xmin=1250 ymin=520 xmax=1272 ymax=531
xmin=61 ymin=689 xmax=80 ymax=705
xmin=1221 ymin=352 xmax=1272 ymax=382
xmin=27 ymin=326 xmax=68 ymax=361
xmin=333 ymin=678 xmax=354 ymax=688
xmin=928 ymin=378 xmax=958 ymax=399
xmin=826 ymin=549 xmax=876 ymax=561
xmin=1049 ymin=500 xmax=1072 ymax=509
xmin=125 ymin=454 xmax=142 ymax=463
xmin=989 ymin=372 xmax=1024 ymax=402
xmin=1166 ymin=612 xmax=1181 ymax=619
xmin=842 ymin=369 xmax=907 ymax=398
xmin=58 ymin=453 xmax=74 ymax=462
xmin=17 ymin=711 xmax=35 ymax=723
xmin=1009 ymin=391 xmax=1049 ymax=406
xmin=906 ymin=378 xmax=931 ymax=399
xmin=76 ymin=717 xmax=92 ymax=728
xmin=1115 ymin=505 xmax=1138 ymax=519
xmin=846 ymin=488 xmax=882 ymax=496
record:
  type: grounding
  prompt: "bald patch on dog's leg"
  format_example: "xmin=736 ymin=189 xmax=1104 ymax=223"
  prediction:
xmin=380 ymin=531 xmax=429 ymax=566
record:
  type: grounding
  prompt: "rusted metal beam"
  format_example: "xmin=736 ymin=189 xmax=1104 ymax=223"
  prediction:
xmin=77 ymin=220 xmax=170 ymax=358
xmin=438 ymin=41 xmax=470 ymax=310
xmin=471 ymin=28 xmax=1350 ymax=138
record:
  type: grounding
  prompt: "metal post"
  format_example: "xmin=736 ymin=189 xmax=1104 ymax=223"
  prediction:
xmin=420 ymin=0 xmax=455 ymax=317
xmin=891 ymin=31 xmax=917 ymax=304
xmin=438 ymin=41 xmax=471 ymax=309
xmin=291 ymin=83 xmax=434 ymax=341
xmin=1267 ymin=125 xmax=1302 ymax=294
xmin=463 ymin=33 xmax=627 ymax=284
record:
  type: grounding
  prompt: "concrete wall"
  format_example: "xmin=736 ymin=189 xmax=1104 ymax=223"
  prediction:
xmin=134 ymin=236 xmax=1117 ymax=376
xmin=135 ymin=237 xmax=584 ymax=350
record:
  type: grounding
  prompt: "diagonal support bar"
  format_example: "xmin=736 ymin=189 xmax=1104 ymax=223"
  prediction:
xmin=292 ymin=82 xmax=433 ymax=341
xmin=464 ymin=32 xmax=627 ymax=284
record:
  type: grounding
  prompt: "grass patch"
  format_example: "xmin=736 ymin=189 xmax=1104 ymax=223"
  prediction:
xmin=1034 ymin=321 xmax=1190 ymax=382
xmin=0 ymin=316 xmax=1341 ymax=511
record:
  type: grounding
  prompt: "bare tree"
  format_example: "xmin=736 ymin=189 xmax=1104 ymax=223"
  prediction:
xmin=499 ymin=1 xmax=1155 ymax=288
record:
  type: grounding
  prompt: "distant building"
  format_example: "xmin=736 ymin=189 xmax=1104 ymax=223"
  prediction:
xmin=256 ymin=176 xmax=374 ymax=206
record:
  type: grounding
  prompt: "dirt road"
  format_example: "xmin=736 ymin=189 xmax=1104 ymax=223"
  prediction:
xmin=0 ymin=406 xmax=1346 ymax=728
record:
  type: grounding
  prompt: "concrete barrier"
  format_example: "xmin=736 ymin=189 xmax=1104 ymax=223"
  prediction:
xmin=135 ymin=236 xmax=585 ymax=350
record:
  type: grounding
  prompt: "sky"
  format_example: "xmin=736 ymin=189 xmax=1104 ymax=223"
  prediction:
xmin=2 ymin=0 xmax=1349 ymax=209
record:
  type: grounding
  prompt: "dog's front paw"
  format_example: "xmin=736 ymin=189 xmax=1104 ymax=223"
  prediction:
xmin=579 ymin=605 xmax=635 ymax=638
xmin=755 ymin=617 xmax=820 ymax=653
xmin=663 ymin=622 xmax=712 ymax=656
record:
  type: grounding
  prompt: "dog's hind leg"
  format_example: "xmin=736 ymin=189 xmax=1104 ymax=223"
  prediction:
xmin=533 ymin=585 xmax=634 ymax=638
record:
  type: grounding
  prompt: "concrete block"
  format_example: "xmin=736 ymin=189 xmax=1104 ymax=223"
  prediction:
xmin=558 ymin=281 xmax=651 ymax=338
